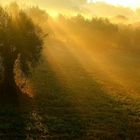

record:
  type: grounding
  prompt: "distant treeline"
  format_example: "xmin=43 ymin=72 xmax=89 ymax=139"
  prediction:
xmin=28 ymin=7 xmax=140 ymax=53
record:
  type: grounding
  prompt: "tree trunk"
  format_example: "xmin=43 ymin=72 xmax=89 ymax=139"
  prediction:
xmin=3 ymin=69 xmax=17 ymax=95
xmin=0 ymin=60 xmax=21 ymax=100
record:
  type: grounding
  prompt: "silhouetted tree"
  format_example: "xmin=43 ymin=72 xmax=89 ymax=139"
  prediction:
xmin=0 ymin=6 xmax=43 ymax=95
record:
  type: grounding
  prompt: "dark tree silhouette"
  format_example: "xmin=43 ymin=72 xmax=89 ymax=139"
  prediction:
xmin=0 ymin=6 xmax=43 ymax=96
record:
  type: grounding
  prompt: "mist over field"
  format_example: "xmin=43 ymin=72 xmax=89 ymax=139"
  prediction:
xmin=32 ymin=8 xmax=140 ymax=96
xmin=0 ymin=2 xmax=140 ymax=139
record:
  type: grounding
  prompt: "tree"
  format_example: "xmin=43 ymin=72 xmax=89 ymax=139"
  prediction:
xmin=0 ymin=6 xmax=43 ymax=95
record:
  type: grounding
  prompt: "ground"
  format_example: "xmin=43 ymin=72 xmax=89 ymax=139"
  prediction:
xmin=0 ymin=37 xmax=140 ymax=140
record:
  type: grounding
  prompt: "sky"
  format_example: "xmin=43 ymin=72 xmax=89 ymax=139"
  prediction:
xmin=1 ymin=0 xmax=140 ymax=22
xmin=1 ymin=0 xmax=140 ymax=9
xmin=87 ymin=0 xmax=140 ymax=9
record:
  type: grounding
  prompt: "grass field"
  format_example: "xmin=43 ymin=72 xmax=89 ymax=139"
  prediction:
xmin=0 ymin=36 xmax=139 ymax=139
xmin=0 ymin=15 xmax=140 ymax=139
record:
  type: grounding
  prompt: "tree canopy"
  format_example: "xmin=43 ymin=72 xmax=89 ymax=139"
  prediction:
xmin=0 ymin=4 xmax=43 ymax=95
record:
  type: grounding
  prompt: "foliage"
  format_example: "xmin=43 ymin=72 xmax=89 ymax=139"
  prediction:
xmin=0 ymin=4 xmax=43 ymax=77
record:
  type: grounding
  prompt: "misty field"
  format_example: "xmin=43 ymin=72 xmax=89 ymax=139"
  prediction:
xmin=0 ymin=5 xmax=140 ymax=140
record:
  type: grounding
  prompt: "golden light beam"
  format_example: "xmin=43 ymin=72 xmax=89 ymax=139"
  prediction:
xmin=44 ymin=16 xmax=140 ymax=99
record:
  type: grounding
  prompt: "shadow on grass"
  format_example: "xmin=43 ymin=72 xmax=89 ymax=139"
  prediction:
xmin=0 ymin=88 xmax=33 ymax=139
xmin=32 ymin=41 xmax=140 ymax=139
xmin=32 ymin=58 xmax=85 ymax=139
xmin=1 ymin=39 xmax=138 ymax=139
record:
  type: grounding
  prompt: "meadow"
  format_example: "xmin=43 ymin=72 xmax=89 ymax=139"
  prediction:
xmin=0 ymin=6 xmax=140 ymax=139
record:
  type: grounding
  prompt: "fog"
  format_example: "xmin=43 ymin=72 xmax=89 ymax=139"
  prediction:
xmin=0 ymin=3 xmax=140 ymax=139
xmin=25 ymin=7 xmax=140 ymax=99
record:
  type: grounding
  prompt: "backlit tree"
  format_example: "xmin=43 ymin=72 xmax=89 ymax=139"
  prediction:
xmin=0 ymin=6 xmax=43 ymax=95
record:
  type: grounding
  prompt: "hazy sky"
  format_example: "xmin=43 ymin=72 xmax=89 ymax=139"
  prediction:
xmin=1 ymin=0 xmax=140 ymax=22
xmin=88 ymin=0 xmax=140 ymax=8
xmin=1 ymin=0 xmax=139 ymax=9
